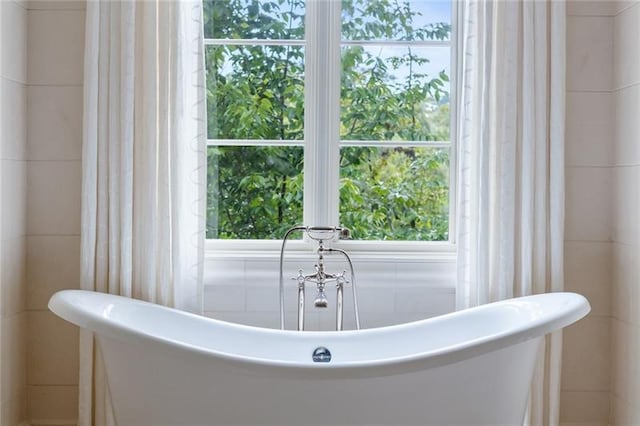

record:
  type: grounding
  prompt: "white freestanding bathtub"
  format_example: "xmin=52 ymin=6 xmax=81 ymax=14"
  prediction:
xmin=49 ymin=290 xmax=589 ymax=426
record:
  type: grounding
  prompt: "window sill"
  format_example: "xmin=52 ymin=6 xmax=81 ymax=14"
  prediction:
xmin=205 ymin=239 xmax=456 ymax=263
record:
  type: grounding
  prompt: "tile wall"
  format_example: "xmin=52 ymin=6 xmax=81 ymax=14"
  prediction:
xmin=25 ymin=1 xmax=85 ymax=424
xmin=611 ymin=1 xmax=640 ymax=423
xmin=562 ymin=2 xmax=615 ymax=425
xmin=204 ymin=255 xmax=456 ymax=330
xmin=0 ymin=1 xmax=29 ymax=424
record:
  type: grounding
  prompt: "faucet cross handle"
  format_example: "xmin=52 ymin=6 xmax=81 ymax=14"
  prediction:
xmin=292 ymin=269 xmax=306 ymax=287
xmin=336 ymin=271 xmax=349 ymax=286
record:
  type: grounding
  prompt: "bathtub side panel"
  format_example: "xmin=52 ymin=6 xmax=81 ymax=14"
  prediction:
xmin=98 ymin=335 xmax=542 ymax=426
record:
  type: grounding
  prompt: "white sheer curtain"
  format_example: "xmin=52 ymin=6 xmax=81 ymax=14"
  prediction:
xmin=80 ymin=1 xmax=206 ymax=424
xmin=455 ymin=1 xmax=565 ymax=425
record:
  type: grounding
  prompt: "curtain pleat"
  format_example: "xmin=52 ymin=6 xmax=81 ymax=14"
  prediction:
xmin=455 ymin=1 xmax=566 ymax=425
xmin=80 ymin=1 xmax=206 ymax=424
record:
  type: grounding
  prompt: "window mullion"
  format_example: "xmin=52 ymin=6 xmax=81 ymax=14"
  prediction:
xmin=303 ymin=0 xmax=341 ymax=227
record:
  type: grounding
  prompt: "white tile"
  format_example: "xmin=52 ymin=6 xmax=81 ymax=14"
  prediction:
xmin=394 ymin=288 xmax=455 ymax=315
xmin=352 ymin=260 xmax=397 ymax=288
xmin=610 ymin=319 xmax=633 ymax=399
xmin=567 ymin=0 xmax=617 ymax=16
xmin=0 ymin=78 xmax=27 ymax=161
xmin=359 ymin=313 xmax=398 ymax=329
xmin=612 ymin=243 xmax=633 ymax=323
xmin=1 ymin=159 xmax=27 ymax=241
xmin=245 ymin=286 xmax=281 ymax=313
xmin=566 ymin=92 xmax=613 ymax=167
xmin=28 ymin=0 xmax=86 ymax=10
xmin=27 ymin=9 xmax=85 ymax=85
xmin=203 ymin=285 xmax=245 ymax=312
xmin=565 ymin=167 xmax=612 ymax=241
xmin=614 ymin=0 xmax=639 ymax=15
xmin=614 ymin=3 xmax=640 ymax=89
xmin=561 ymin=315 xmax=611 ymax=392
xmin=565 ymin=241 xmax=611 ymax=316
xmin=612 ymin=166 xmax=640 ymax=245
xmin=27 ymin=160 xmax=81 ymax=235
xmin=397 ymin=260 xmax=456 ymax=288
xmin=27 ymin=310 xmax=79 ymax=385
xmin=1 ymin=313 xmax=27 ymax=402
xmin=26 ymin=236 xmax=80 ymax=310
xmin=1 ymin=389 xmax=27 ymax=426
xmin=610 ymin=393 xmax=634 ymax=425
xmin=567 ymin=16 xmax=613 ymax=92
xmin=27 ymin=385 xmax=78 ymax=425
xmin=1 ymin=236 xmax=27 ymax=318
xmin=614 ymin=85 xmax=640 ymax=166
xmin=27 ymin=85 xmax=83 ymax=161
xmin=0 ymin=1 xmax=27 ymax=83
xmin=203 ymin=258 xmax=245 ymax=287
xmin=351 ymin=288 xmax=395 ymax=313
xmin=560 ymin=391 xmax=610 ymax=424
xmin=244 ymin=260 xmax=280 ymax=286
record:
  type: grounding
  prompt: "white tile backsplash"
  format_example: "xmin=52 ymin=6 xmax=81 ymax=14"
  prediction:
xmin=565 ymin=241 xmax=611 ymax=317
xmin=204 ymin=255 xmax=456 ymax=330
xmin=27 ymin=85 xmax=83 ymax=161
xmin=27 ymin=9 xmax=85 ymax=85
xmin=27 ymin=384 xmax=78 ymax=425
xmin=566 ymin=91 xmax=613 ymax=167
xmin=27 ymin=311 xmax=79 ymax=385
xmin=562 ymin=315 xmax=611 ymax=391
xmin=567 ymin=16 xmax=614 ymax=92
xmin=565 ymin=166 xmax=612 ymax=241
xmin=1 ymin=236 xmax=27 ymax=317
xmin=26 ymin=160 xmax=81 ymax=235
xmin=568 ymin=1 xmax=617 ymax=17
xmin=560 ymin=390 xmax=612 ymax=424
xmin=614 ymin=84 xmax=640 ymax=166
xmin=0 ymin=0 xmax=27 ymax=83
xmin=612 ymin=165 xmax=640 ymax=245
xmin=26 ymin=235 xmax=80 ymax=310
xmin=614 ymin=3 xmax=640 ymax=89
xmin=1 ymin=159 xmax=27 ymax=241
xmin=203 ymin=285 xmax=246 ymax=312
xmin=1 ymin=78 xmax=27 ymax=161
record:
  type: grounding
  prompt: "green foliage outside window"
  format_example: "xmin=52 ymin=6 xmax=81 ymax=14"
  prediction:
xmin=204 ymin=0 xmax=452 ymax=241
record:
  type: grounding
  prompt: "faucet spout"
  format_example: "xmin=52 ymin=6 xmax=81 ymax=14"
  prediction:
xmin=314 ymin=287 xmax=328 ymax=308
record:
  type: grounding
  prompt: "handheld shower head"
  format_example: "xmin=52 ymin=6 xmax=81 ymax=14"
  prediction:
xmin=305 ymin=226 xmax=351 ymax=242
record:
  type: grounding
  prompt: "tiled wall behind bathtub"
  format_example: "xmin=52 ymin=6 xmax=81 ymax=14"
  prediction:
xmin=203 ymin=256 xmax=456 ymax=331
xmin=562 ymin=2 xmax=615 ymax=425
xmin=0 ymin=1 xmax=29 ymax=424
xmin=25 ymin=1 xmax=85 ymax=424
xmin=611 ymin=0 xmax=640 ymax=423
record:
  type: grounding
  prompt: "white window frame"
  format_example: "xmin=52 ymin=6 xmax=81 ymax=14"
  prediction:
xmin=204 ymin=0 xmax=457 ymax=261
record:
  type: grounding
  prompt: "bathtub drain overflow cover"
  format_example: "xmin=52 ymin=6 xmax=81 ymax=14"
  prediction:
xmin=312 ymin=347 xmax=331 ymax=363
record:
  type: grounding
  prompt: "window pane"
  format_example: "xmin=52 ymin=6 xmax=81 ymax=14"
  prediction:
xmin=206 ymin=45 xmax=305 ymax=140
xmin=341 ymin=0 xmax=451 ymax=41
xmin=207 ymin=146 xmax=304 ymax=239
xmin=204 ymin=0 xmax=305 ymax=40
xmin=339 ymin=146 xmax=449 ymax=241
xmin=341 ymin=46 xmax=449 ymax=141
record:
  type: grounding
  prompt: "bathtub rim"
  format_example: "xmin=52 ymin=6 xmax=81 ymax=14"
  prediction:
xmin=49 ymin=290 xmax=589 ymax=378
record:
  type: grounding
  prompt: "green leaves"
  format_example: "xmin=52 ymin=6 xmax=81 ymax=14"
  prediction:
xmin=339 ymin=147 xmax=449 ymax=241
xmin=205 ymin=0 xmax=451 ymax=241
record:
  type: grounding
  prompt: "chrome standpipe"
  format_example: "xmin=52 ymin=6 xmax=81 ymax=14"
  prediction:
xmin=278 ymin=226 xmax=361 ymax=331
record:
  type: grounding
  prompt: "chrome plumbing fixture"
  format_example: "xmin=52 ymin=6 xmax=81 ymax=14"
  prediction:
xmin=278 ymin=226 xmax=361 ymax=331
